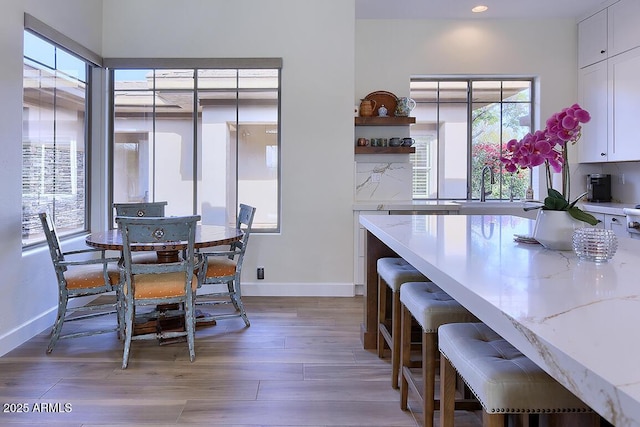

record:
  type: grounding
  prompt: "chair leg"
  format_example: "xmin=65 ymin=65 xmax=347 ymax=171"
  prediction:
xmin=482 ymin=412 xmax=505 ymax=427
xmin=228 ymin=280 xmax=240 ymax=311
xmin=391 ymin=289 xmax=401 ymax=389
xmin=439 ymin=354 xmax=457 ymax=427
xmin=116 ymin=287 xmax=125 ymax=340
xmin=423 ymin=332 xmax=436 ymax=427
xmin=400 ymin=303 xmax=411 ymax=410
xmin=186 ymin=292 xmax=196 ymax=362
xmin=230 ymin=279 xmax=250 ymax=327
xmin=377 ymin=275 xmax=387 ymax=359
xmin=46 ymin=292 xmax=67 ymax=354
xmin=121 ymin=302 xmax=134 ymax=369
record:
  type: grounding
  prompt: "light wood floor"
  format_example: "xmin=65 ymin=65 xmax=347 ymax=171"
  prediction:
xmin=0 ymin=296 xmax=484 ymax=426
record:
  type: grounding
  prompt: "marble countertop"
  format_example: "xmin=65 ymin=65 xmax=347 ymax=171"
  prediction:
xmin=352 ymin=200 xmax=532 ymax=211
xmin=353 ymin=200 xmax=459 ymax=211
xmin=581 ymin=202 xmax=637 ymax=215
xmin=360 ymin=213 xmax=640 ymax=426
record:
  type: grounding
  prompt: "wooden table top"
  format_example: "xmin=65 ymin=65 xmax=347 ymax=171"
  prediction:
xmin=85 ymin=224 xmax=243 ymax=252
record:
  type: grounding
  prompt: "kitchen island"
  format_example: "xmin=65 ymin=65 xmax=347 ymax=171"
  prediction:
xmin=360 ymin=213 xmax=640 ymax=426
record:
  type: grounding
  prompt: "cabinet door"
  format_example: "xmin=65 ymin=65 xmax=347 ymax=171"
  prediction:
xmin=608 ymin=46 xmax=640 ymax=161
xmin=588 ymin=212 xmax=606 ymax=228
xmin=608 ymin=0 xmax=640 ymax=57
xmin=605 ymin=214 xmax=627 ymax=237
xmin=578 ymin=61 xmax=608 ymax=162
xmin=579 ymin=8 xmax=608 ymax=68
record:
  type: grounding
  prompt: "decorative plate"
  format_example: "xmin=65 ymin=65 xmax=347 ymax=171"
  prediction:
xmin=364 ymin=91 xmax=398 ymax=117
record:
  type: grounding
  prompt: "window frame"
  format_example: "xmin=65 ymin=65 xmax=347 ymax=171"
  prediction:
xmin=409 ymin=76 xmax=535 ymax=201
xmin=22 ymin=14 xmax=102 ymax=248
xmin=105 ymin=59 xmax=283 ymax=233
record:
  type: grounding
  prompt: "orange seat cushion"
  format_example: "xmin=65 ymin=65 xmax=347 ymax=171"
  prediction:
xmin=205 ymin=257 xmax=237 ymax=278
xmin=64 ymin=265 xmax=120 ymax=290
xmin=133 ymin=272 xmax=198 ymax=299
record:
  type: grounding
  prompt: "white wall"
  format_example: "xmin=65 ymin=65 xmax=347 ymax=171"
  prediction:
xmin=0 ymin=0 xmax=105 ymax=355
xmin=0 ymin=0 xmax=356 ymax=356
xmin=101 ymin=0 xmax=357 ymax=293
xmin=355 ymin=18 xmax=587 ymax=200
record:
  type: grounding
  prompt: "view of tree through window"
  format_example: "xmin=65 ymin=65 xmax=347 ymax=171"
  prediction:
xmin=22 ymin=30 xmax=90 ymax=246
xmin=410 ymin=78 xmax=533 ymax=200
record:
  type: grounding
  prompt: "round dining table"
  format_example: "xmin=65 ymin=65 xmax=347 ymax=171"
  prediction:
xmin=85 ymin=224 xmax=244 ymax=336
xmin=86 ymin=224 xmax=243 ymax=263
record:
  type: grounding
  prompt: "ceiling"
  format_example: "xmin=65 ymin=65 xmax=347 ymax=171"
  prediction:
xmin=355 ymin=0 xmax=609 ymax=20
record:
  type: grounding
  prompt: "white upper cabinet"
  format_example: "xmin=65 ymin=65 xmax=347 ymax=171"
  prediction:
xmin=578 ymin=8 xmax=608 ymax=68
xmin=608 ymin=0 xmax=640 ymax=57
xmin=608 ymin=46 xmax=640 ymax=161
xmin=578 ymin=0 xmax=640 ymax=163
xmin=578 ymin=61 xmax=608 ymax=162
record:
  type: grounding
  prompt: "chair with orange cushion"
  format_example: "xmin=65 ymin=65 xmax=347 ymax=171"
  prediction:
xmin=196 ymin=204 xmax=256 ymax=327
xmin=116 ymin=214 xmax=201 ymax=369
xmin=39 ymin=212 xmax=122 ymax=354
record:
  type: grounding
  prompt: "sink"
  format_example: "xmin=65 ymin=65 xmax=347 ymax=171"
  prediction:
xmin=453 ymin=200 xmax=539 ymax=219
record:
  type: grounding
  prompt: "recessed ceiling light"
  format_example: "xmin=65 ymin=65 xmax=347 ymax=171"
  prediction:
xmin=472 ymin=5 xmax=489 ymax=13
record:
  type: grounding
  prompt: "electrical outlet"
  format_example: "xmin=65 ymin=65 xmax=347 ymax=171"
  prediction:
xmin=371 ymin=172 xmax=381 ymax=183
xmin=257 ymin=267 xmax=264 ymax=280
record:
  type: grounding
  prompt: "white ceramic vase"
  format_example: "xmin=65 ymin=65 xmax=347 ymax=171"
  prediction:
xmin=533 ymin=209 xmax=581 ymax=251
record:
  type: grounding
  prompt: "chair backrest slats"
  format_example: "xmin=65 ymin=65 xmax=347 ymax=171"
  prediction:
xmin=231 ymin=204 xmax=256 ymax=263
xmin=116 ymin=215 xmax=200 ymax=277
xmin=113 ymin=201 xmax=168 ymax=218
xmin=38 ymin=212 xmax=65 ymax=266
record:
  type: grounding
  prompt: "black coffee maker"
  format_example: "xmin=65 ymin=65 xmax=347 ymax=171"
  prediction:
xmin=586 ymin=174 xmax=611 ymax=202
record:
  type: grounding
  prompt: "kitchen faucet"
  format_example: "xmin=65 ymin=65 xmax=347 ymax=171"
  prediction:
xmin=480 ymin=165 xmax=495 ymax=202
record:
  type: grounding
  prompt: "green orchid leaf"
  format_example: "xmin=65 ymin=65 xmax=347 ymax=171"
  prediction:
xmin=547 ymin=188 xmax=564 ymax=199
xmin=567 ymin=206 xmax=600 ymax=226
xmin=569 ymin=192 xmax=588 ymax=209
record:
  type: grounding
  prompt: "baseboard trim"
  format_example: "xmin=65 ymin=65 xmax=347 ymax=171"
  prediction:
xmin=0 ymin=307 xmax=56 ymax=357
xmin=242 ymin=282 xmax=356 ymax=297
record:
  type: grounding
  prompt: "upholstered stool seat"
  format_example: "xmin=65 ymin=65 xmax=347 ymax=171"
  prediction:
xmin=377 ymin=257 xmax=428 ymax=389
xmin=438 ymin=322 xmax=596 ymax=427
xmin=399 ymin=281 xmax=479 ymax=427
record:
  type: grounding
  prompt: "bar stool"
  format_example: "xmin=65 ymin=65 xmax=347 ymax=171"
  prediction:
xmin=399 ymin=281 xmax=479 ymax=427
xmin=439 ymin=322 xmax=598 ymax=427
xmin=377 ymin=257 xmax=427 ymax=389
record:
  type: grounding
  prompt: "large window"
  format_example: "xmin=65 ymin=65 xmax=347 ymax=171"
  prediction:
xmin=22 ymin=29 xmax=93 ymax=246
xmin=410 ymin=78 xmax=533 ymax=200
xmin=109 ymin=63 xmax=281 ymax=231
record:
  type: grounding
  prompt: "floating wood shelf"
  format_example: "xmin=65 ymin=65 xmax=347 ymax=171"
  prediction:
xmin=355 ymin=146 xmax=416 ymax=154
xmin=355 ymin=116 xmax=416 ymax=126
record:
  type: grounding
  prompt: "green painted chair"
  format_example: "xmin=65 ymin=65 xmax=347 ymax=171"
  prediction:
xmin=196 ymin=204 xmax=256 ymax=327
xmin=114 ymin=201 xmax=168 ymax=264
xmin=117 ymin=215 xmax=201 ymax=369
xmin=39 ymin=212 xmax=121 ymax=354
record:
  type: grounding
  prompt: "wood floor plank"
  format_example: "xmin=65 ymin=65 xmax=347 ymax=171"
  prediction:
xmin=0 ymin=296 xmax=485 ymax=426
